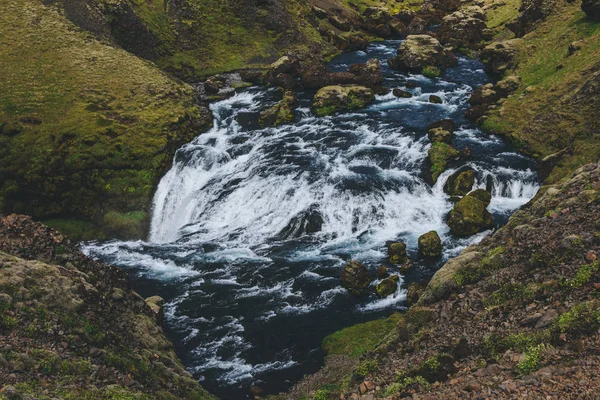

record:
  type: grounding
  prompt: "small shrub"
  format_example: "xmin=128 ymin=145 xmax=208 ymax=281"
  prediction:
xmin=516 ymin=344 xmax=548 ymax=376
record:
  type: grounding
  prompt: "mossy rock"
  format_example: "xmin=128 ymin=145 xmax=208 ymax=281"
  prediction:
xmin=422 ymin=65 xmax=441 ymax=78
xmin=444 ymin=169 xmax=475 ymax=196
xmin=376 ymin=275 xmax=399 ymax=297
xmin=393 ymin=88 xmax=413 ymax=98
xmin=428 ymin=143 xmax=460 ymax=183
xmin=428 ymin=127 xmax=452 ymax=144
xmin=388 ymin=241 xmax=407 ymax=264
xmin=258 ymin=90 xmax=296 ymax=126
xmin=418 ymin=231 xmax=442 ymax=258
xmin=467 ymin=188 xmax=492 ymax=207
xmin=340 ymin=260 xmax=372 ymax=295
xmin=447 ymin=196 xmax=493 ymax=236
xmin=429 ymin=95 xmax=443 ymax=104
xmin=313 ymin=85 xmax=375 ymax=116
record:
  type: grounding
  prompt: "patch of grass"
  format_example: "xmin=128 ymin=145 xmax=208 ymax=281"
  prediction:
xmin=554 ymin=300 xmax=600 ymax=336
xmin=455 ymin=246 xmax=506 ymax=286
xmin=484 ymin=282 xmax=536 ymax=307
xmin=560 ymin=261 xmax=599 ymax=289
xmin=312 ymin=389 xmax=330 ymax=400
xmin=516 ymin=343 xmax=548 ymax=376
xmin=322 ymin=313 xmax=403 ymax=358
xmin=384 ymin=375 xmax=430 ymax=396
xmin=486 ymin=0 xmax=522 ymax=29
xmin=355 ymin=359 xmax=379 ymax=378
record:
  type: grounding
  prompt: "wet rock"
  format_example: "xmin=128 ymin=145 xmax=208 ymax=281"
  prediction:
xmin=388 ymin=35 xmax=457 ymax=72
xmin=258 ymin=90 xmax=296 ymax=127
xmin=468 ymin=188 xmax=492 ymax=207
xmin=429 ymin=95 xmax=443 ymax=104
xmin=376 ymin=266 xmax=390 ymax=279
xmin=481 ymin=39 xmax=523 ymax=75
xmin=341 ymin=260 xmax=372 ymax=295
xmin=465 ymin=104 xmax=492 ymax=120
xmin=428 ymin=127 xmax=452 ymax=144
xmin=313 ymin=85 xmax=375 ymax=116
xmin=583 ymin=0 xmax=600 ymax=20
xmin=428 ymin=119 xmax=457 ymax=133
xmin=301 ymin=58 xmax=381 ymax=89
xmin=278 ymin=205 xmax=324 ymax=238
xmin=388 ymin=241 xmax=407 ymax=264
xmin=447 ymin=195 xmax=493 ymax=236
xmin=444 ymin=168 xmax=475 ymax=196
xmin=376 ymin=275 xmax=399 ymax=297
xmin=400 ymin=258 xmax=414 ymax=274
xmin=406 ymin=16 xmax=429 ymax=35
xmin=393 ymin=88 xmax=413 ymax=98
xmin=429 ymin=142 xmax=460 ymax=183
xmin=418 ymin=231 xmax=443 ymax=258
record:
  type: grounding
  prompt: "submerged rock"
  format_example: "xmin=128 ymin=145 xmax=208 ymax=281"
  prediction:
xmin=447 ymin=195 xmax=493 ymax=236
xmin=418 ymin=231 xmax=443 ymax=258
xmin=388 ymin=241 xmax=408 ymax=264
xmin=393 ymin=88 xmax=413 ymax=98
xmin=376 ymin=275 xmax=399 ymax=297
xmin=277 ymin=204 xmax=324 ymax=238
xmin=340 ymin=260 xmax=372 ymax=295
xmin=313 ymin=85 xmax=375 ymax=116
xmin=388 ymin=35 xmax=457 ymax=72
xmin=444 ymin=168 xmax=475 ymax=196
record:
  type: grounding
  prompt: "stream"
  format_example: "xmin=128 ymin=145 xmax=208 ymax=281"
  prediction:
xmin=82 ymin=40 xmax=539 ymax=399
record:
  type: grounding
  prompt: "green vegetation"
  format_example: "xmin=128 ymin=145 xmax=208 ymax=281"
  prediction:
xmin=428 ymin=142 xmax=460 ymax=182
xmin=356 ymin=359 xmax=379 ymax=378
xmin=384 ymin=376 xmax=430 ymax=396
xmin=554 ymin=300 xmax=600 ymax=335
xmin=422 ymin=66 xmax=441 ymax=78
xmin=484 ymin=282 xmax=536 ymax=307
xmin=482 ymin=3 xmax=600 ymax=183
xmin=0 ymin=0 xmax=211 ymax=240
xmin=454 ymin=246 xmax=506 ymax=286
xmin=560 ymin=261 xmax=599 ymax=289
xmin=486 ymin=0 xmax=522 ymax=29
xmin=342 ymin=0 xmax=423 ymax=14
xmin=322 ymin=313 xmax=403 ymax=358
xmin=516 ymin=344 xmax=548 ymax=376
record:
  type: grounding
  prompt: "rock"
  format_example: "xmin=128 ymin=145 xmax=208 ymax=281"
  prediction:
xmin=469 ymin=83 xmax=499 ymax=106
xmin=393 ymin=88 xmax=413 ymax=98
xmin=111 ymin=287 xmax=125 ymax=301
xmin=258 ymin=90 xmax=296 ymax=126
xmin=277 ymin=204 xmax=323 ymax=238
xmin=460 ymin=147 xmax=473 ymax=160
xmin=429 ymin=95 xmax=443 ymax=104
xmin=467 ymin=188 xmax=492 ymax=207
xmin=145 ymin=296 xmax=165 ymax=325
xmin=406 ymin=282 xmax=427 ymax=305
xmin=406 ymin=16 xmax=428 ymax=35
xmin=312 ymin=6 xmax=327 ymax=19
xmin=204 ymin=76 xmax=223 ymax=94
xmin=301 ymin=59 xmax=381 ymax=89
xmin=340 ymin=260 xmax=372 ymax=295
xmin=388 ymin=35 xmax=457 ymax=72
xmin=495 ymin=76 xmax=522 ymax=97
xmin=582 ymin=0 xmax=600 ymax=21
xmin=481 ymin=39 xmax=523 ymax=75
xmin=328 ymin=15 xmax=352 ymax=31
xmin=0 ymin=293 xmax=12 ymax=305
xmin=388 ymin=241 xmax=407 ymax=264
xmin=568 ymin=40 xmax=584 ymax=56
xmin=418 ymin=231 xmax=443 ymax=258
xmin=313 ymin=85 xmax=375 ymax=116
xmin=348 ymin=59 xmax=383 ymax=87
xmin=444 ymin=169 xmax=475 ymax=196
xmin=428 ymin=127 xmax=452 ymax=144
xmin=508 ymin=0 xmax=557 ymax=37
xmin=376 ymin=266 xmax=390 ymax=279
xmin=399 ymin=258 xmax=414 ymax=274
xmin=437 ymin=6 xmax=488 ymax=48
xmin=388 ymin=19 xmax=407 ymax=36
xmin=520 ymin=312 xmax=543 ymax=326
xmin=535 ymin=309 xmax=558 ymax=328
xmin=428 ymin=119 xmax=457 ymax=133
xmin=447 ymin=195 xmax=493 ymax=236
xmin=429 ymin=142 xmax=460 ymax=183
xmin=376 ymin=275 xmax=399 ymax=297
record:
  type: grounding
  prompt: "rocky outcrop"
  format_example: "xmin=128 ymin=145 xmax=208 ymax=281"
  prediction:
xmin=301 ymin=58 xmax=382 ymax=90
xmin=481 ymin=39 xmax=523 ymax=75
xmin=508 ymin=0 xmax=558 ymax=37
xmin=437 ymin=6 xmax=490 ymax=49
xmin=388 ymin=241 xmax=408 ymax=264
xmin=465 ymin=76 xmax=521 ymax=121
xmin=428 ymin=143 xmax=460 ymax=183
xmin=447 ymin=192 xmax=493 ymax=236
xmin=418 ymin=231 xmax=443 ymax=258
xmin=0 ymin=215 xmax=214 ymax=399
xmin=313 ymin=85 xmax=375 ymax=116
xmin=376 ymin=275 xmax=399 ymax=297
xmin=388 ymin=35 xmax=457 ymax=72
xmin=340 ymin=260 xmax=372 ymax=295
xmin=583 ymin=0 xmax=600 ymax=20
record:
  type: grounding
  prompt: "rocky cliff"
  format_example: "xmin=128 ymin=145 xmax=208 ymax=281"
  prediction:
xmin=0 ymin=214 xmax=215 ymax=399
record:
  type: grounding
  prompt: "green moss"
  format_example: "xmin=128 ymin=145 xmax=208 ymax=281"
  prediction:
xmin=486 ymin=0 xmax=522 ymax=29
xmin=422 ymin=66 xmax=441 ymax=78
xmin=312 ymin=389 xmax=330 ymax=400
xmin=384 ymin=376 xmax=429 ymax=396
xmin=516 ymin=343 xmax=548 ymax=376
xmin=484 ymin=282 xmax=536 ymax=307
xmin=315 ymin=105 xmax=338 ymax=117
xmin=560 ymin=261 xmax=599 ymax=289
xmin=355 ymin=359 xmax=379 ymax=378
xmin=322 ymin=313 xmax=403 ymax=358
xmin=428 ymin=142 xmax=460 ymax=183
xmin=454 ymin=246 xmax=505 ymax=286
xmin=554 ymin=300 xmax=600 ymax=335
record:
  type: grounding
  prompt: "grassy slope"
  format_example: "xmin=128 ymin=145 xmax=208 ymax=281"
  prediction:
xmin=0 ymin=0 xmax=210 ymax=239
xmin=482 ymin=1 xmax=600 ymax=183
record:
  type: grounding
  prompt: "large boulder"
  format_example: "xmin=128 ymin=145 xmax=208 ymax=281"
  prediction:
xmin=583 ymin=0 xmax=600 ymax=21
xmin=388 ymin=35 xmax=457 ymax=72
xmin=258 ymin=90 xmax=296 ymax=127
xmin=437 ymin=6 xmax=489 ymax=49
xmin=467 ymin=188 xmax=492 ymax=207
xmin=376 ymin=275 xmax=399 ymax=297
xmin=447 ymin=195 xmax=493 ymax=236
xmin=340 ymin=260 xmax=372 ymax=295
xmin=429 ymin=142 xmax=460 ymax=183
xmin=313 ymin=85 xmax=375 ymax=116
xmin=301 ymin=58 xmax=381 ymax=89
xmin=444 ymin=168 xmax=475 ymax=196
xmin=388 ymin=241 xmax=408 ymax=264
xmin=418 ymin=231 xmax=443 ymax=258
xmin=428 ymin=127 xmax=452 ymax=144
xmin=508 ymin=0 xmax=557 ymax=37
xmin=481 ymin=39 xmax=523 ymax=75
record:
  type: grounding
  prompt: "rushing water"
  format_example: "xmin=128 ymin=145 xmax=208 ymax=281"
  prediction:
xmin=82 ymin=40 xmax=539 ymax=398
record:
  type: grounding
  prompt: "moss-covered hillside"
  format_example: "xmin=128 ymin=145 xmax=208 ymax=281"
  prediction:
xmin=0 ymin=214 xmax=215 ymax=399
xmin=0 ymin=0 xmax=213 ymax=240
